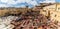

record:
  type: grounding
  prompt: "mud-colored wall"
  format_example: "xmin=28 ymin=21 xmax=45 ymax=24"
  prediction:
xmin=42 ymin=3 xmax=60 ymax=22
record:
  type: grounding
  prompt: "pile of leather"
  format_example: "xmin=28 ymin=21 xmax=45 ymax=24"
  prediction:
xmin=11 ymin=10 xmax=58 ymax=29
xmin=0 ymin=8 xmax=28 ymax=17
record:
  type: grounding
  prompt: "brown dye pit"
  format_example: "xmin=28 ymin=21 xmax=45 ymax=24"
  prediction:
xmin=11 ymin=10 xmax=58 ymax=29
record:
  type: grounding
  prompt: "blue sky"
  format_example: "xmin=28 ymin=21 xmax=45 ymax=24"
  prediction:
xmin=0 ymin=0 xmax=56 ymax=8
xmin=56 ymin=0 xmax=60 ymax=2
